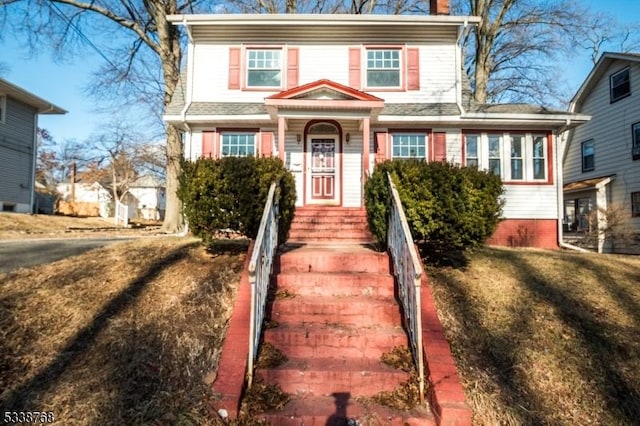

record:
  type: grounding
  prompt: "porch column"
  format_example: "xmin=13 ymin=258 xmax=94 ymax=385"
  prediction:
xmin=362 ymin=117 xmax=370 ymax=183
xmin=278 ymin=116 xmax=286 ymax=161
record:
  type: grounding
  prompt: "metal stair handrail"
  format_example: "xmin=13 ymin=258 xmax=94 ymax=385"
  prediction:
xmin=386 ymin=172 xmax=425 ymax=402
xmin=247 ymin=181 xmax=280 ymax=387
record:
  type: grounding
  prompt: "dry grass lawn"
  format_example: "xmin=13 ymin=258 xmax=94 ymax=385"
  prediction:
xmin=428 ymin=247 xmax=640 ymax=425
xmin=0 ymin=212 xmax=160 ymax=239
xmin=0 ymin=237 xmax=246 ymax=425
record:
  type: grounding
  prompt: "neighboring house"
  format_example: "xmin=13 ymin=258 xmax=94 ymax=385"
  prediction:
xmin=164 ymin=5 xmax=590 ymax=249
xmin=125 ymin=175 xmax=166 ymax=221
xmin=0 ymin=79 xmax=66 ymax=213
xmin=564 ymin=52 xmax=640 ymax=253
xmin=56 ymin=179 xmax=113 ymax=218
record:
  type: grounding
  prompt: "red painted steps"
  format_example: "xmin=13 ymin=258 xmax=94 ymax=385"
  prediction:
xmin=264 ymin=322 xmax=408 ymax=359
xmin=289 ymin=207 xmax=373 ymax=243
xmin=255 ymin=242 xmax=434 ymax=425
xmin=257 ymin=395 xmax=435 ymax=426
xmin=275 ymin=271 xmax=395 ymax=298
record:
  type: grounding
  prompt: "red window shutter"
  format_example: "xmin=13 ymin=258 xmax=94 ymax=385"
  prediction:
xmin=287 ymin=48 xmax=299 ymax=89
xmin=433 ymin=132 xmax=446 ymax=162
xmin=374 ymin=132 xmax=389 ymax=164
xmin=260 ymin=132 xmax=274 ymax=157
xmin=407 ymin=48 xmax=420 ymax=90
xmin=349 ymin=47 xmax=361 ymax=90
xmin=202 ymin=131 xmax=215 ymax=158
xmin=228 ymin=47 xmax=241 ymax=90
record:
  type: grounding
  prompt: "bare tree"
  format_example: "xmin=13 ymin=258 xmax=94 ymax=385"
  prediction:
xmin=452 ymin=0 xmax=592 ymax=105
xmin=0 ymin=0 xmax=222 ymax=233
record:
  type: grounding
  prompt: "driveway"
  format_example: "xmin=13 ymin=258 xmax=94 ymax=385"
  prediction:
xmin=0 ymin=237 xmax=135 ymax=273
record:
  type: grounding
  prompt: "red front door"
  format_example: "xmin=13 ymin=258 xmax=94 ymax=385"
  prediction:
xmin=308 ymin=137 xmax=338 ymax=203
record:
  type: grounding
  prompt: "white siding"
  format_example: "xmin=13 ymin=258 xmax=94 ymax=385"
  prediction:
xmin=566 ymin=59 xmax=640 ymax=230
xmin=299 ymin=46 xmax=349 ymax=86
xmin=502 ymin=185 xmax=558 ymax=219
xmin=189 ymin=43 xmax=458 ymax=104
xmin=342 ymin=121 xmax=363 ymax=207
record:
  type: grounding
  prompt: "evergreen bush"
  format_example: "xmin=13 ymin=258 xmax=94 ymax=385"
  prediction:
xmin=364 ymin=160 xmax=504 ymax=253
xmin=178 ymin=156 xmax=296 ymax=244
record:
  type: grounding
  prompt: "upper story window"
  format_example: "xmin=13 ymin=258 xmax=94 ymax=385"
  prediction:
xmin=221 ymin=133 xmax=256 ymax=157
xmin=366 ymin=49 xmax=401 ymax=88
xmin=463 ymin=132 xmax=549 ymax=182
xmin=610 ymin=68 xmax=630 ymax=103
xmin=392 ymin=133 xmax=426 ymax=159
xmin=0 ymin=95 xmax=6 ymax=124
xmin=581 ymin=140 xmax=595 ymax=172
xmin=247 ymin=49 xmax=282 ymax=88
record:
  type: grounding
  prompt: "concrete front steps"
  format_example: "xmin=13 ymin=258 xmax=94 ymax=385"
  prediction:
xmin=288 ymin=207 xmax=373 ymax=243
xmin=255 ymin=243 xmax=435 ymax=425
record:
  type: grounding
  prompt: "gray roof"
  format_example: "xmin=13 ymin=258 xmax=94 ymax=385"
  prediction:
xmin=188 ymin=102 xmax=268 ymax=115
xmin=468 ymin=103 xmax=569 ymax=115
xmin=381 ymin=103 xmax=460 ymax=116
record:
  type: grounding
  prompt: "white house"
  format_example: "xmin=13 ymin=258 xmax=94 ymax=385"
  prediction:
xmin=56 ymin=179 xmax=112 ymax=218
xmin=564 ymin=52 xmax=640 ymax=253
xmin=164 ymin=7 xmax=589 ymax=248
xmin=126 ymin=175 xmax=166 ymax=221
xmin=0 ymin=79 xmax=66 ymax=213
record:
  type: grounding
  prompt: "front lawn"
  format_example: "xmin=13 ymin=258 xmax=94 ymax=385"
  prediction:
xmin=429 ymin=247 xmax=640 ymax=425
xmin=0 ymin=237 xmax=245 ymax=425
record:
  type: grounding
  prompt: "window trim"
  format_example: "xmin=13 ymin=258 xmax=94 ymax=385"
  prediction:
xmin=632 ymin=192 xmax=640 ymax=218
xmin=633 ymin=122 xmax=640 ymax=148
xmin=244 ymin=46 xmax=285 ymax=91
xmin=461 ymin=130 xmax=553 ymax=184
xmin=219 ymin=129 xmax=258 ymax=158
xmin=364 ymin=46 xmax=405 ymax=91
xmin=390 ymin=132 xmax=428 ymax=159
xmin=610 ymin=67 xmax=631 ymax=103
xmin=581 ymin=139 xmax=595 ymax=172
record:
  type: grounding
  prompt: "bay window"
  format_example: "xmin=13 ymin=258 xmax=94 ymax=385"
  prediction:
xmin=463 ymin=132 xmax=550 ymax=182
xmin=465 ymin=134 xmax=479 ymax=167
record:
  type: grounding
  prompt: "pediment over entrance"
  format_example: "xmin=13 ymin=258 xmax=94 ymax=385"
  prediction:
xmin=266 ymin=79 xmax=384 ymax=102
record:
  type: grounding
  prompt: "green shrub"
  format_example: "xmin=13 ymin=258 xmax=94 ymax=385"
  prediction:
xmin=364 ymin=160 xmax=504 ymax=253
xmin=178 ymin=156 xmax=296 ymax=244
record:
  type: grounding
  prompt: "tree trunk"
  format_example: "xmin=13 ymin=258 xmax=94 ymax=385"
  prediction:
xmin=162 ymin=123 xmax=185 ymax=233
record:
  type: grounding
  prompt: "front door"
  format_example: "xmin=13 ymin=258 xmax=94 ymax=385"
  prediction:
xmin=306 ymin=136 xmax=340 ymax=205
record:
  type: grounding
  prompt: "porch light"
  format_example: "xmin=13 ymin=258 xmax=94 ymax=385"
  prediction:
xmin=346 ymin=133 xmax=351 ymax=144
xmin=296 ymin=134 xmax=301 ymax=144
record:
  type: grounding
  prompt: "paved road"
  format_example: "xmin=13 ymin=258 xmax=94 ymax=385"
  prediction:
xmin=0 ymin=237 xmax=134 ymax=273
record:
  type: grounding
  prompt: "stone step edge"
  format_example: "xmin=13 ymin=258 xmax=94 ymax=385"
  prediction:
xmin=256 ymin=393 xmax=435 ymax=426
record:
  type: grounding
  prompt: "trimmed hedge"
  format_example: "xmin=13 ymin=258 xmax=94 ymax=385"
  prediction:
xmin=364 ymin=160 xmax=504 ymax=252
xmin=178 ymin=156 xmax=296 ymax=244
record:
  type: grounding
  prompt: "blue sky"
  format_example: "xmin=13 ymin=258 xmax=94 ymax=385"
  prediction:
xmin=1 ymin=0 xmax=639 ymax=144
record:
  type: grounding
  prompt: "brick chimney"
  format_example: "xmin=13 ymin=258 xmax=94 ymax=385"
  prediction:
xmin=430 ymin=0 xmax=450 ymax=15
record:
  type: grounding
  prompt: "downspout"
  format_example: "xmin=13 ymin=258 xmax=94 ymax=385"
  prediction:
xmin=455 ymin=19 xmax=469 ymax=115
xmin=556 ymin=118 xmax=588 ymax=252
xmin=30 ymin=112 xmax=39 ymax=213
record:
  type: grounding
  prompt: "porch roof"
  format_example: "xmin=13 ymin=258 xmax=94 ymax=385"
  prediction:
xmin=564 ymin=175 xmax=615 ymax=193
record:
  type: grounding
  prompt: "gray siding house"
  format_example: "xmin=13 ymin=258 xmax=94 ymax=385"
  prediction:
xmin=564 ymin=52 xmax=640 ymax=253
xmin=0 ymin=79 xmax=66 ymax=213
